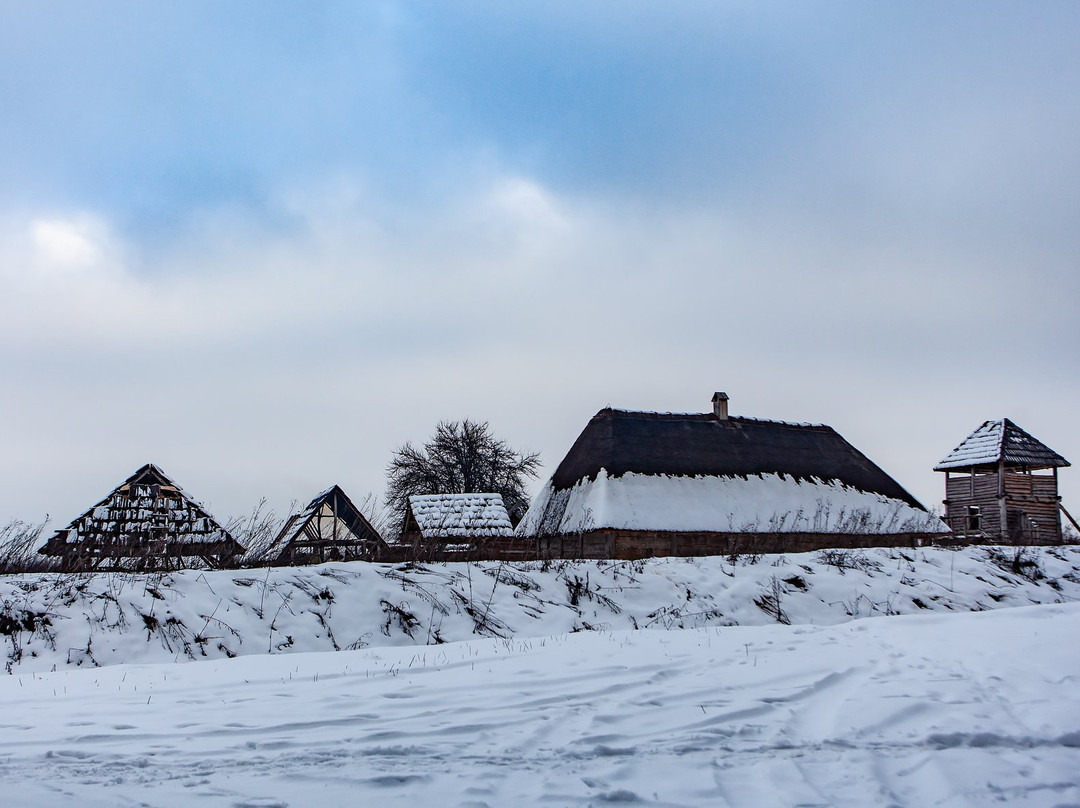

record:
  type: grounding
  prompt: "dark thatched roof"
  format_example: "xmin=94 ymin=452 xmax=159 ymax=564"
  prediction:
xmin=934 ymin=418 xmax=1070 ymax=472
xmin=548 ymin=409 xmax=925 ymax=510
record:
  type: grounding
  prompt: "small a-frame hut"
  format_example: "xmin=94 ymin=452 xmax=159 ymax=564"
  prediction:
xmin=935 ymin=419 xmax=1073 ymax=543
xmin=39 ymin=463 xmax=242 ymax=571
xmin=262 ymin=485 xmax=386 ymax=565
xmin=399 ymin=493 xmax=514 ymax=558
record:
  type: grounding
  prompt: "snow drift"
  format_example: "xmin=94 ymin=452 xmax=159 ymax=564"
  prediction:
xmin=1 ymin=545 xmax=1077 ymax=674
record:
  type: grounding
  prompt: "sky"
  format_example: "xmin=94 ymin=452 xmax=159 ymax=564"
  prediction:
xmin=1 ymin=1 xmax=1078 ymax=528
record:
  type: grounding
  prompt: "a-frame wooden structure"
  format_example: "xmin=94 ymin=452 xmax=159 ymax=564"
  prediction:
xmin=39 ymin=463 xmax=243 ymax=571
xmin=262 ymin=485 xmax=386 ymax=565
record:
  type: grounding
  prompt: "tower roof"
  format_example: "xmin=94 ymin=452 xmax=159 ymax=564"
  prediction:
xmin=934 ymin=419 xmax=1070 ymax=471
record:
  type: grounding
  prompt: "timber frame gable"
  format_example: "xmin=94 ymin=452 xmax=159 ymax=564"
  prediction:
xmin=263 ymin=485 xmax=387 ymax=565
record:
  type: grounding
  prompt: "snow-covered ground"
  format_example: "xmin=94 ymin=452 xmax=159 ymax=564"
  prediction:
xmin=1 ymin=547 xmax=1078 ymax=806
xmin=1 ymin=545 xmax=1078 ymax=674
xmin=0 ymin=603 xmax=1078 ymax=807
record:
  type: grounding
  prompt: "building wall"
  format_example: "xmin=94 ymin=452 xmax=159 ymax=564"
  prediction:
xmin=944 ymin=471 xmax=1062 ymax=543
xmin=533 ymin=530 xmax=940 ymax=561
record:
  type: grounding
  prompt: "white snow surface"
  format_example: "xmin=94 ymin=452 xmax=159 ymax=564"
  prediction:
xmin=408 ymin=493 xmax=514 ymax=538
xmin=1 ymin=601 xmax=1078 ymax=807
xmin=2 ymin=546 xmax=1078 ymax=675
xmin=935 ymin=419 xmax=1007 ymax=470
xmin=518 ymin=470 xmax=947 ymax=535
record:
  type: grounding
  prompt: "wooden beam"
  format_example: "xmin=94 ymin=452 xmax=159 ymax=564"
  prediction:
xmin=995 ymin=460 xmax=1008 ymax=541
xmin=1061 ymin=502 xmax=1080 ymax=534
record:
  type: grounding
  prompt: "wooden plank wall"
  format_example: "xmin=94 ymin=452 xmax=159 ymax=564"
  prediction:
xmin=944 ymin=471 xmax=1062 ymax=542
xmin=533 ymin=529 xmax=941 ymax=561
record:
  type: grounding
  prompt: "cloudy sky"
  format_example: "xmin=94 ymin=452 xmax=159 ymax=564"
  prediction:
xmin=2 ymin=2 xmax=1078 ymax=528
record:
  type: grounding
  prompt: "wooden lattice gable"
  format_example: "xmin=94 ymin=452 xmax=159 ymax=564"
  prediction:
xmin=263 ymin=485 xmax=385 ymax=562
xmin=406 ymin=493 xmax=514 ymax=539
xmin=40 ymin=463 xmax=241 ymax=563
xmin=935 ymin=419 xmax=1070 ymax=472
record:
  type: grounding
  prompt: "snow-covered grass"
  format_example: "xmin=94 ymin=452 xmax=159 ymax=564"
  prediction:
xmin=1 ymin=545 xmax=1078 ymax=674
xmin=0 ymin=602 xmax=1078 ymax=807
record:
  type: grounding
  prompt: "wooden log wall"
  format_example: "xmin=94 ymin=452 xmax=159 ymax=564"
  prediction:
xmin=532 ymin=529 xmax=941 ymax=561
xmin=944 ymin=471 xmax=1062 ymax=542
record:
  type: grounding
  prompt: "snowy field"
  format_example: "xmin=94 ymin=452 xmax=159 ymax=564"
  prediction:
xmin=1 ymin=548 xmax=1079 ymax=806
xmin=0 ymin=603 xmax=1078 ymax=807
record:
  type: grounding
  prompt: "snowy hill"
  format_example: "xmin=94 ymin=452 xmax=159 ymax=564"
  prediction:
xmin=2 ymin=545 xmax=1078 ymax=674
xmin=1 ymin=603 xmax=1078 ymax=806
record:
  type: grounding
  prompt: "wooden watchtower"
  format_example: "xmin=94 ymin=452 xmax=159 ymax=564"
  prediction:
xmin=935 ymin=419 xmax=1074 ymax=544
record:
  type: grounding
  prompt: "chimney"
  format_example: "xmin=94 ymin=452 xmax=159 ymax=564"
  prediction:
xmin=711 ymin=391 xmax=729 ymax=420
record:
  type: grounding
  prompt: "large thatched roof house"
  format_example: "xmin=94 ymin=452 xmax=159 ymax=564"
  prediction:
xmin=517 ymin=394 xmax=946 ymax=559
xmin=39 ymin=463 xmax=243 ymax=571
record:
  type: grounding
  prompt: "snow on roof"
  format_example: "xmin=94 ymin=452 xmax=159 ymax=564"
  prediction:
xmin=408 ymin=493 xmax=514 ymax=539
xmin=125 ymin=463 xmax=205 ymax=507
xmin=517 ymin=471 xmax=946 ymax=537
xmin=934 ymin=419 xmax=1070 ymax=471
xmin=262 ymin=513 xmax=307 ymax=561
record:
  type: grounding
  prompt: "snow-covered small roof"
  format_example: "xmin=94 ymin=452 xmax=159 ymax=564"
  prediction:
xmin=934 ymin=419 xmax=1070 ymax=471
xmin=407 ymin=494 xmax=514 ymax=539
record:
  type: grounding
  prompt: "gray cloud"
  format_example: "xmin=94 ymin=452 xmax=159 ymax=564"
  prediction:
xmin=2 ymin=176 xmax=1076 ymax=525
xmin=1 ymin=3 xmax=1078 ymax=529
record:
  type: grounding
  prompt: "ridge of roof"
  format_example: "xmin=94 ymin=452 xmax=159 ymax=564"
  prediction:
xmin=599 ymin=408 xmax=828 ymax=429
xmin=409 ymin=492 xmax=508 ymax=503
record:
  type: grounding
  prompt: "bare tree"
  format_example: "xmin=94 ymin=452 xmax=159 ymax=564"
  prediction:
xmin=386 ymin=419 xmax=541 ymax=535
